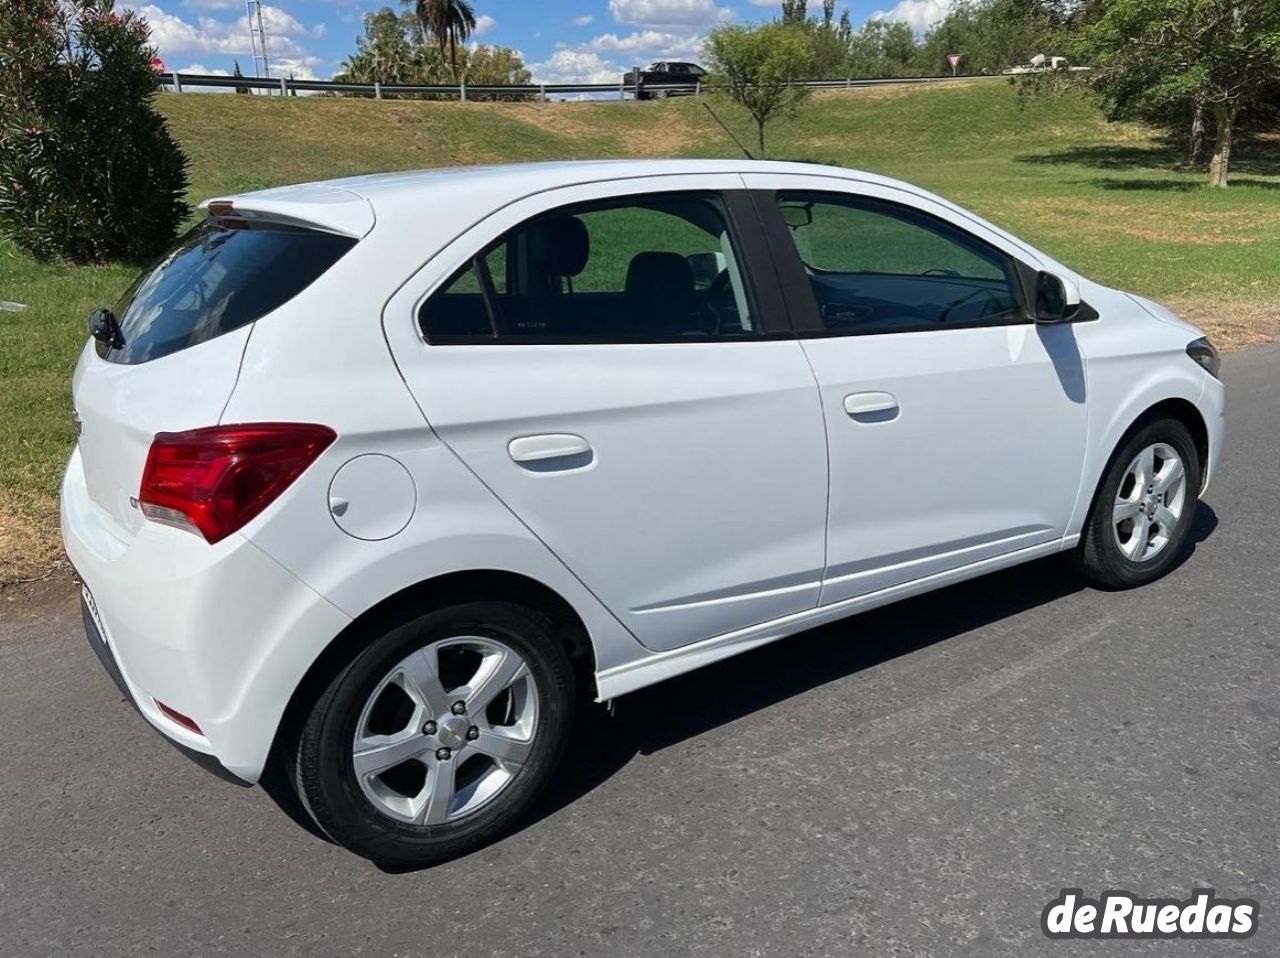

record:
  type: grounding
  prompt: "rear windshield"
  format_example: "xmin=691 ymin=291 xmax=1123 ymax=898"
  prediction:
xmin=99 ymin=222 xmax=356 ymax=364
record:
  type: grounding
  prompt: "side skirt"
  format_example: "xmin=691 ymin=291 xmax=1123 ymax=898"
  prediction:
xmin=595 ymin=538 xmax=1068 ymax=700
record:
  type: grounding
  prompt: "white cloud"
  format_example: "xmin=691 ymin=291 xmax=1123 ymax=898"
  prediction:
xmin=269 ymin=55 xmax=325 ymax=80
xmin=869 ymin=0 xmax=951 ymax=35
xmin=748 ymin=0 xmax=781 ymax=5
xmin=128 ymin=3 xmax=328 ymax=71
xmin=588 ymin=29 xmax=704 ymax=60
xmin=473 ymin=13 xmax=496 ymax=37
xmin=608 ymin=0 xmax=731 ymax=28
xmin=528 ymin=49 xmax=620 ymax=85
xmin=180 ymin=0 xmax=239 ymax=10
xmin=530 ymin=27 xmax=706 ymax=85
xmin=571 ymin=14 xmax=595 ymax=26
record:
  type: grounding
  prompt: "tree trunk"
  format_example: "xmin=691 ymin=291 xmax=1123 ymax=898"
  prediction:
xmin=1208 ymin=102 xmax=1236 ymax=188
xmin=757 ymin=120 xmax=766 ymax=159
xmin=1188 ymin=99 xmax=1206 ymax=167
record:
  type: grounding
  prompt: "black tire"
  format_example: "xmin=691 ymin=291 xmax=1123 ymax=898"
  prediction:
xmin=291 ymin=601 xmax=575 ymax=868
xmin=1075 ymin=416 xmax=1201 ymax=589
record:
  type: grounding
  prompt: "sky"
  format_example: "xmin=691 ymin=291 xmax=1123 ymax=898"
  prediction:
xmin=126 ymin=0 xmax=953 ymax=83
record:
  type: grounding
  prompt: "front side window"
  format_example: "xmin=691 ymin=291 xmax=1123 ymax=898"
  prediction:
xmin=775 ymin=192 xmax=1024 ymax=335
xmin=421 ymin=192 xmax=757 ymax=343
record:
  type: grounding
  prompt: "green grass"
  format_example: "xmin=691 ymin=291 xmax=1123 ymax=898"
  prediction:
xmin=2 ymin=81 xmax=1277 ymax=576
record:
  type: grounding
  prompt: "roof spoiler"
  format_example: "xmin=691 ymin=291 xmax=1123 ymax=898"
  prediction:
xmin=198 ymin=185 xmax=374 ymax=238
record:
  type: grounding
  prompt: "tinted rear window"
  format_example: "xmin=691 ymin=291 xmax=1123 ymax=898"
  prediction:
xmin=100 ymin=222 xmax=356 ymax=364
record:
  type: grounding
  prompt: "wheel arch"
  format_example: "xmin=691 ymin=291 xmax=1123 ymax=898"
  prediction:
xmin=270 ymin=569 xmax=597 ymax=768
xmin=1074 ymin=396 xmax=1210 ymax=539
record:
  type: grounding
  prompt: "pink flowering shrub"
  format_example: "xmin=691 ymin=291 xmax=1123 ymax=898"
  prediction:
xmin=0 ymin=0 xmax=188 ymax=261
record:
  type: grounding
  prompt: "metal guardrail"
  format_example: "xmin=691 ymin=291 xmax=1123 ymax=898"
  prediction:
xmin=160 ymin=71 xmax=1008 ymax=99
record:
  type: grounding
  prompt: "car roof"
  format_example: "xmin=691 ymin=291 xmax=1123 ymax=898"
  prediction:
xmin=205 ymin=160 xmax=916 ymax=237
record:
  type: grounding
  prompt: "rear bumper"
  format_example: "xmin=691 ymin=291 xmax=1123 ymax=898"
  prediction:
xmin=78 ymin=595 xmax=248 ymax=786
xmin=61 ymin=446 xmax=352 ymax=783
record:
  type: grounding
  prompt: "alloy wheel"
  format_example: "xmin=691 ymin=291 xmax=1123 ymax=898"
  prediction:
xmin=1112 ymin=442 xmax=1187 ymax=562
xmin=351 ymin=636 xmax=539 ymax=825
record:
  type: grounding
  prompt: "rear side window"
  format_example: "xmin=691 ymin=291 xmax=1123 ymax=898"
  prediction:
xmin=419 ymin=191 xmax=758 ymax=344
xmin=100 ymin=222 xmax=356 ymax=364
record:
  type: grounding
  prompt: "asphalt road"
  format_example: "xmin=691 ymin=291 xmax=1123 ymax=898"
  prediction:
xmin=2 ymin=344 xmax=1277 ymax=958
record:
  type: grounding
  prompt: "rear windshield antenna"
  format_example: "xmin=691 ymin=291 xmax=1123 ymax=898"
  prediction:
xmin=701 ymin=102 xmax=755 ymax=161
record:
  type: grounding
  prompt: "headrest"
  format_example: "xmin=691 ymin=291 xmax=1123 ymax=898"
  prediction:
xmin=625 ymin=251 xmax=696 ymax=316
xmin=528 ymin=215 xmax=589 ymax=277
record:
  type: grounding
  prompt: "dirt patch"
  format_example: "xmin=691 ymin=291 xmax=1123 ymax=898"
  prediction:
xmin=0 ymin=569 xmax=77 ymax=627
xmin=1165 ymin=298 xmax=1280 ymax=351
xmin=489 ymin=100 xmax=709 ymax=157
xmin=0 ymin=491 xmax=65 ymax=586
xmin=814 ymin=81 xmax=980 ymax=103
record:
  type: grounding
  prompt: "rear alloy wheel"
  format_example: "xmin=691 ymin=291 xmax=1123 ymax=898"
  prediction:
xmin=292 ymin=602 xmax=575 ymax=867
xmin=353 ymin=636 xmax=539 ymax=825
xmin=1076 ymin=417 xmax=1201 ymax=589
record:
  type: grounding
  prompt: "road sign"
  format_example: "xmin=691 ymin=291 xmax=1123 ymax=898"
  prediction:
xmin=947 ymin=53 xmax=962 ymax=76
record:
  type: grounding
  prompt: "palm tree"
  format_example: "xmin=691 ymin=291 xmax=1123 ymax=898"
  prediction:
xmin=409 ymin=0 xmax=477 ymax=82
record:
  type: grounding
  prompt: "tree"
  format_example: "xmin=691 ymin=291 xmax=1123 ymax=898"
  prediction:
xmin=334 ymin=6 xmax=529 ymax=97
xmin=0 ymin=0 xmax=189 ymax=262
xmin=914 ymin=0 xmax=1062 ymax=75
xmin=464 ymin=44 xmax=532 ymax=91
xmin=334 ymin=7 xmax=418 ymax=85
xmin=704 ymin=22 xmax=816 ymax=157
xmin=408 ymin=0 xmax=477 ymax=82
xmin=1078 ymin=0 xmax=1280 ymax=187
xmin=233 ymin=59 xmax=249 ymax=94
xmin=848 ymin=20 xmax=918 ymax=78
xmin=780 ymin=0 xmax=809 ymax=26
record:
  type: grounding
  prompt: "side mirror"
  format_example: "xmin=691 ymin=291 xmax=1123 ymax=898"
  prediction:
xmin=1033 ymin=271 xmax=1073 ymax=323
xmin=778 ymin=202 xmax=813 ymax=230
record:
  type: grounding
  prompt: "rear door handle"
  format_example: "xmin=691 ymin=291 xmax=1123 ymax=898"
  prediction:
xmin=508 ymin=434 xmax=593 ymax=468
xmin=843 ymin=391 xmax=899 ymax=420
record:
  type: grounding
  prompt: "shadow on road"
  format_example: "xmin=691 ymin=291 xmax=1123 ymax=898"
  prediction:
xmin=526 ymin=502 xmax=1219 ymax=828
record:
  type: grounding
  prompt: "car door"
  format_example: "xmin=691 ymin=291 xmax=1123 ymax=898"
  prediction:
xmin=743 ymin=173 xmax=1089 ymax=606
xmin=385 ymin=177 xmax=829 ymax=651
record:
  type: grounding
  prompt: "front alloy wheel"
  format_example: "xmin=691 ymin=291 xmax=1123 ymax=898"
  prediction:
xmin=1077 ymin=416 xmax=1201 ymax=589
xmin=1111 ymin=442 xmax=1188 ymax=562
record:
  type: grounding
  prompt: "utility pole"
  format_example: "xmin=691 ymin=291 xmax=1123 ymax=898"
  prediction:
xmin=246 ymin=0 xmax=271 ymax=88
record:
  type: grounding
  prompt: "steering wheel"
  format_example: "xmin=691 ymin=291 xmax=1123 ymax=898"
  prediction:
xmin=699 ymin=268 xmax=736 ymax=335
xmin=937 ymin=286 xmax=1003 ymax=324
xmin=922 ymin=268 xmax=961 ymax=277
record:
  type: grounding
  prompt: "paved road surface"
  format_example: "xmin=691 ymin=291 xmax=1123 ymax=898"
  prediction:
xmin=2 ymin=345 xmax=1277 ymax=957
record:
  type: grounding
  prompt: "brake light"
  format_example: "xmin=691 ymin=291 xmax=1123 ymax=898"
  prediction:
xmin=139 ymin=423 xmax=336 ymax=543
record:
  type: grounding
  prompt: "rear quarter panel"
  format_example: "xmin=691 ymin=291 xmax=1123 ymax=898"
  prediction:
xmin=219 ymin=232 xmax=644 ymax=686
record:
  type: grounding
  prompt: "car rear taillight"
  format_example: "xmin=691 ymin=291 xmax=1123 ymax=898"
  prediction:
xmin=139 ymin=423 xmax=336 ymax=544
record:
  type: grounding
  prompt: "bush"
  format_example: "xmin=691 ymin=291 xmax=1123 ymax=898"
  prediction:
xmin=0 ymin=0 xmax=188 ymax=263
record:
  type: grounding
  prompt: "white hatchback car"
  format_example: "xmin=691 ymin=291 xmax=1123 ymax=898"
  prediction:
xmin=63 ymin=160 xmax=1224 ymax=866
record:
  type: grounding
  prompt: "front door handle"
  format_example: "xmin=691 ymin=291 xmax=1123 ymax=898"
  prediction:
xmin=508 ymin=434 xmax=593 ymax=469
xmin=843 ymin=391 xmax=899 ymax=421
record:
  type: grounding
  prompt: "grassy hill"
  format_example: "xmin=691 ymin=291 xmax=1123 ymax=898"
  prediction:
xmin=3 ymin=80 xmax=1278 ymax=577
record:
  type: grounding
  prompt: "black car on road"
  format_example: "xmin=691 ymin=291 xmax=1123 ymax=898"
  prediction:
xmin=623 ymin=61 xmax=707 ymax=100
